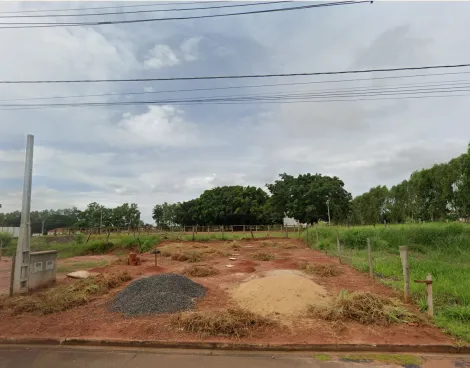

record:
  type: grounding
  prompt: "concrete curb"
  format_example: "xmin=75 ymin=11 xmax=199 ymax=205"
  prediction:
xmin=0 ymin=337 xmax=469 ymax=354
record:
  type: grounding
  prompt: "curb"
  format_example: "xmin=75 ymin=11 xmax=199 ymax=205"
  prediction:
xmin=0 ymin=338 xmax=469 ymax=354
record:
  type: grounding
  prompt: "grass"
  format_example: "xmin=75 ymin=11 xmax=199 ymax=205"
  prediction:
xmin=312 ymin=354 xmax=331 ymax=361
xmin=307 ymin=290 xmax=421 ymax=325
xmin=340 ymin=353 xmax=422 ymax=366
xmin=172 ymin=308 xmax=277 ymax=338
xmin=57 ymin=260 xmax=109 ymax=273
xmin=304 ymin=223 xmax=470 ymax=342
xmin=297 ymin=262 xmax=341 ymax=277
xmin=183 ymin=265 xmax=219 ymax=277
xmin=0 ymin=271 xmax=131 ymax=315
xmin=252 ymin=252 xmax=275 ymax=261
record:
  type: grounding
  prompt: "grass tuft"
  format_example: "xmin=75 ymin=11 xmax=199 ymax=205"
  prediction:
xmin=307 ymin=290 xmax=422 ymax=325
xmin=312 ymin=354 xmax=331 ymax=361
xmin=252 ymin=252 xmax=275 ymax=261
xmin=340 ymin=354 xmax=422 ymax=366
xmin=172 ymin=308 xmax=276 ymax=338
xmin=0 ymin=271 xmax=131 ymax=315
xmin=183 ymin=265 xmax=219 ymax=277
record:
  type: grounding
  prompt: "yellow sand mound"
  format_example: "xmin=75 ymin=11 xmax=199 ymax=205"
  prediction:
xmin=230 ymin=270 xmax=329 ymax=317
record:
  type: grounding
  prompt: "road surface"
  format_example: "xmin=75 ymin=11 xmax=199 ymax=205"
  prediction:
xmin=0 ymin=346 xmax=467 ymax=368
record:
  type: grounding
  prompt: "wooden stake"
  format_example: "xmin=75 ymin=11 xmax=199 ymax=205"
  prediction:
xmin=0 ymin=240 xmax=2 ymax=261
xmin=285 ymin=225 xmax=288 ymax=238
xmin=336 ymin=233 xmax=342 ymax=264
xmin=306 ymin=225 xmax=309 ymax=246
xmin=192 ymin=226 xmax=195 ymax=241
xmin=399 ymin=246 xmax=411 ymax=302
xmin=426 ymin=273 xmax=433 ymax=317
xmin=367 ymin=238 xmax=373 ymax=278
xmin=316 ymin=227 xmax=319 ymax=249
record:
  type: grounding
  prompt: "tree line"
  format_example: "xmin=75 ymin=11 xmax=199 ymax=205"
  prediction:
xmin=350 ymin=144 xmax=470 ymax=224
xmin=0 ymin=202 xmax=144 ymax=234
xmin=152 ymin=173 xmax=351 ymax=227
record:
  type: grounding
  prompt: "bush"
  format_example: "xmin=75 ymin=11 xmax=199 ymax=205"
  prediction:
xmin=183 ymin=265 xmax=219 ymax=277
xmin=74 ymin=233 xmax=85 ymax=244
xmin=252 ymin=252 xmax=275 ymax=261
xmin=0 ymin=232 xmax=13 ymax=248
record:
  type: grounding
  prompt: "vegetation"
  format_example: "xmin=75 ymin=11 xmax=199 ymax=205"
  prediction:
xmin=0 ymin=271 xmax=131 ymax=315
xmin=0 ymin=202 xmax=145 ymax=234
xmin=312 ymin=354 xmax=331 ymax=362
xmin=307 ymin=290 xmax=421 ymax=325
xmin=56 ymin=260 xmax=109 ymax=273
xmin=183 ymin=265 xmax=219 ymax=277
xmin=0 ymin=232 xmax=13 ymax=248
xmin=297 ymin=262 xmax=341 ymax=277
xmin=252 ymin=252 xmax=275 ymax=261
xmin=340 ymin=354 xmax=421 ymax=366
xmin=307 ymin=223 xmax=470 ymax=341
xmin=350 ymin=144 xmax=470 ymax=224
xmin=172 ymin=308 xmax=276 ymax=338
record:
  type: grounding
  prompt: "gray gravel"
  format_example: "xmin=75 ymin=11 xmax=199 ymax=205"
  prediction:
xmin=109 ymin=273 xmax=206 ymax=316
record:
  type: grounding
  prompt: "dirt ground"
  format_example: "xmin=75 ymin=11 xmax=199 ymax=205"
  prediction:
xmin=0 ymin=238 xmax=455 ymax=346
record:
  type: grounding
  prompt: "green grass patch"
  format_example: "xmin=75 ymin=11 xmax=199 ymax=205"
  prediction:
xmin=303 ymin=223 xmax=470 ymax=342
xmin=340 ymin=353 xmax=421 ymax=366
xmin=57 ymin=260 xmax=109 ymax=273
xmin=312 ymin=354 xmax=331 ymax=361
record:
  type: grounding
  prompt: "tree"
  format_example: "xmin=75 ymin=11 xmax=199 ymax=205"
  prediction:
xmin=267 ymin=173 xmax=351 ymax=224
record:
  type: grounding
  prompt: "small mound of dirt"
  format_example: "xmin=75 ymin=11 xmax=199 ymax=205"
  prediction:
xmin=237 ymin=260 xmax=257 ymax=267
xmin=231 ymin=266 xmax=256 ymax=273
xmin=143 ymin=266 xmax=166 ymax=273
xmin=231 ymin=271 xmax=329 ymax=317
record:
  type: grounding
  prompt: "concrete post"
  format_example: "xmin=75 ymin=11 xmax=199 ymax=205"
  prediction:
xmin=12 ymin=134 xmax=34 ymax=295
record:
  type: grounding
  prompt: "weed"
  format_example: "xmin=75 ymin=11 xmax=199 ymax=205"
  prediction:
xmin=307 ymin=290 xmax=421 ymax=325
xmin=312 ymin=354 xmax=331 ymax=361
xmin=252 ymin=252 xmax=275 ymax=261
xmin=171 ymin=251 xmax=202 ymax=263
xmin=183 ymin=265 xmax=219 ymax=277
xmin=0 ymin=271 xmax=131 ymax=315
xmin=340 ymin=354 xmax=421 ymax=366
xmin=172 ymin=308 xmax=276 ymax=338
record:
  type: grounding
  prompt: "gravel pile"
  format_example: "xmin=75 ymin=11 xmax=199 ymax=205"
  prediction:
xmin=109 ymin=273 xmax=206 ymax=316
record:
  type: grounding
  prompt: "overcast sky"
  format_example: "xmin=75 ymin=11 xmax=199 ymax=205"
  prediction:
xmin=1 ymin=1 xmax=470 ymax=222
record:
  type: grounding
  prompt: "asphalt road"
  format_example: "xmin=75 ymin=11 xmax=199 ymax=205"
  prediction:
xmin=0 ymin=346 xmax=375 ymax=368
xmin=0 ymin=345 xmax=468 ymax=368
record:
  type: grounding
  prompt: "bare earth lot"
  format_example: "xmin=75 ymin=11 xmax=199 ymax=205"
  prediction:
xmin=0 ymin=239 xmax=452 ymax=346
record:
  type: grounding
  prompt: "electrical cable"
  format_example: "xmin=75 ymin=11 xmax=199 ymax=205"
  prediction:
xmin=0 ymin=1 xmax=370 ymax=29
xmin=0 ymin=1 xmax=293 ymax=19
xmin=0 ymin=62 xmax=468 ymax=84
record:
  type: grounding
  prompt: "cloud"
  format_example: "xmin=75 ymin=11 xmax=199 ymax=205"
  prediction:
xmin=144 ymin=44 xmax=180 ymax=69
xmin=180 ymin=37 xmax=202 ymax=62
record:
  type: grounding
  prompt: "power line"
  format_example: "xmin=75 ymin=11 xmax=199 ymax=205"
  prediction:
xmin=0 ymin=1 xmax=293 ymax=19
xmin=3 ymin=76 xmax=470 ymax=103
xmin=0 ymin=1 xmax=227 ymax=14
xmin=2 ymin=84 xmax=470 ymax=110
xmin=2 ymin=71 xmax=470 ymax=103
xmin=0 ymin=1 xmax=370 ymax=29
xmin=0 ymin=63 xmax=468 ymax=84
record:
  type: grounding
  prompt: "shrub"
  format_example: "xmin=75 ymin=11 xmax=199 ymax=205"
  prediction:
xmin=74 ymin=233 xmax=85 ymax=244
xmin=0 ymin=232 xmax=13 ymax=248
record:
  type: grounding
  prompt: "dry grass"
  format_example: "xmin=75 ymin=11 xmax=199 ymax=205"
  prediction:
xmin=297 ymin=262 xmax=342 ymax=277
xmin=172 ymin=308 xmax=277 ymax=338
xmin=307 ymin=290 xmax=422 ymax=326
xmin=231 ymin=243 xmax=241 ymax=251
xmin=0 ymin=271 xmax=131 ymax=315
xmin=171 ymin=251 xmax=202 ymax=263
xmin=252 ymin=252 xmax=275 ymax=261
xmin=260 ymin=241 xmax=297 ymax=249
xmin=183 ymin=265 xmax=219 ymax=277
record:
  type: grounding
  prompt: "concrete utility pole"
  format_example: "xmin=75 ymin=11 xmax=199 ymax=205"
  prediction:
xmin=12 ymin=134 xmax=34 ymax=295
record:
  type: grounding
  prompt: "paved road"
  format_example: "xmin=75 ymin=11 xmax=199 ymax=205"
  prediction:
xmin=0 ymin=346 xmax=468 ymax=368
xmin=0 ymin=346 xmax=379 ymax=368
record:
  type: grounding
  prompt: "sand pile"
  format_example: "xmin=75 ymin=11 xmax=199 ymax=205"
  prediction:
xmin=230 ymin=270 xmax=329 ymax=317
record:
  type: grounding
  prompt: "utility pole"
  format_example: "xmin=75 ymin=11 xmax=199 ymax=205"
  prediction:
xmin=326 ymin=198 xmax=331 ymax=226
xmin=12 ymin=134 xmax=34 ymax=295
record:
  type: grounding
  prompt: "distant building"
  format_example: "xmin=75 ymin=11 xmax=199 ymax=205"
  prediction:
xmin=47 ymin=228 xmax=66 ymax=235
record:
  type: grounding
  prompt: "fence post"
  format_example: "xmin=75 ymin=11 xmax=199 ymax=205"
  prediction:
xmin=336 ymin=233 xmax=342 ymax=264
xmin=0 ymin=240 xmax=2 ymax=261
xmin=316 ymin=227 xmax=319 ymax=249
xmin=426 ymin=273 xmax=433 ymax=317
xmin=221 ymin=225 xmax=224 ymax=240
xmin=192 ymin=226 xmax=195 ymax=241
xmin=298 ymin=224 xmax=301 ymax=238
xmin=306 ymin=225 xmax=309 ymax=246
xmin=399 ymin=246 xmax=411 ymax=302
xmin=285 ymin=225 xmax=288 ymax=238
xmin=367 ymin=238 xmax=373 ymax=278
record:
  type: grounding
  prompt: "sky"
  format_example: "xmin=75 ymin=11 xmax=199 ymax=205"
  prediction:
xmin=1 ymin=1 xmax=470 ymax=223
